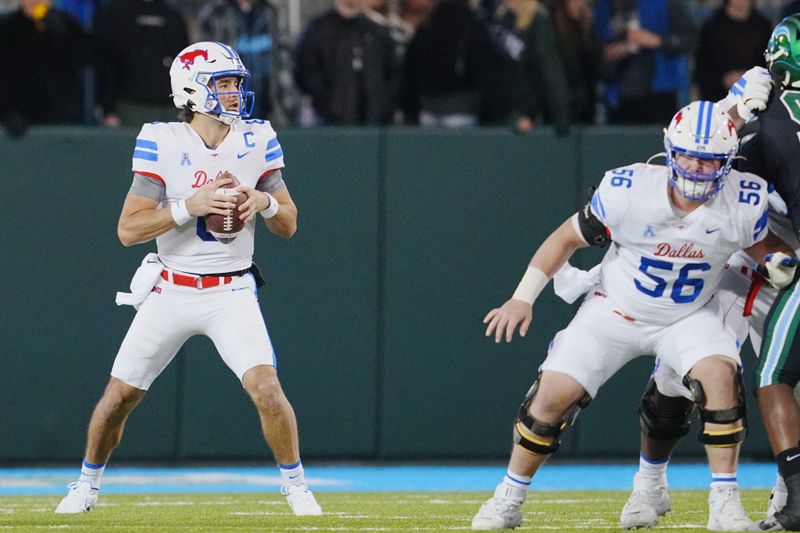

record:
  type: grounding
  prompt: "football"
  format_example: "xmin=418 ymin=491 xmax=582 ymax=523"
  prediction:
xmin=205 ymin=172 xmax=247 ymax=244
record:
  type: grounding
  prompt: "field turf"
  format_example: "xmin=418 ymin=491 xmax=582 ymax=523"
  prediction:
xmin=0 ymin=489 xmax=774 ymax=531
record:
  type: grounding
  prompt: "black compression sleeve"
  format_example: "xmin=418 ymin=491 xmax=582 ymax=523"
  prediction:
xmin=577 ymin=203 xmax=610 ymax=247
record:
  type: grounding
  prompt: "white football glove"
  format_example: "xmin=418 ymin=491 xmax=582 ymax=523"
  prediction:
xmin=728 ymin=67 xmax=772 ymax=121
xmin=762 ymin=252 xmax=799 ymax=289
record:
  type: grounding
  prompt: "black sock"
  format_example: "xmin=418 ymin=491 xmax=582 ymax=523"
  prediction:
xmin=777 ymin=447 xmax=800 ymax=480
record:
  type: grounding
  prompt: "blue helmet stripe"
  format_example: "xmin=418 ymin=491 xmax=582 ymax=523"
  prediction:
xmin=703 ymin=100 xmax=713 ymax=144
xmin=694 ymin=101 xmax=705 ymax=144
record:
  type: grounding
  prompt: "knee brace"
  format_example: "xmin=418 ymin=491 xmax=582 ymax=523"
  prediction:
xmin=683 ymin=370 xmax=747 ymax=447
xmin=513 ymin=373 xmax=591 ymax=456
xmin=639 ymin=377 xmax=694 ymax=441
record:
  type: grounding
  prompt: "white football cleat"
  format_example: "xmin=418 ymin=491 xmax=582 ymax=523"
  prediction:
xmin=620 ymin=473 xmax=671 ymax=529
xmin=767 ymin=489 xmax=788 ymax=519
xmin=708 ymin=486 xmax=752 ymax=531
xmin=471 ymin=483 xmax=526 ymax=530
xmin=54 ymin=480 xmax=99 ymax=514
xmin=281 ymin=482 xmax=323 ymax=516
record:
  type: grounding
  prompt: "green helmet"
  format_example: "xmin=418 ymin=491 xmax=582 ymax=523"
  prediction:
xmin=766 ymin=14 xmax=800 ymax=89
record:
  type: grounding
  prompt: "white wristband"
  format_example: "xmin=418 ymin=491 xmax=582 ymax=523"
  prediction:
xmin=170 ymin=199 xmax=192 ymax=226
xmin=511 ymin=266 xmax=549 ymax=305
xmin=259 ymin=193 xmax=279 ymax=219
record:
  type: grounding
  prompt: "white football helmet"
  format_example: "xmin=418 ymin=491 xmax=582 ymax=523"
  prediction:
xmin=663 ymin=100 xmax=738 ymax=202
xmin=169 ymin=42 xmax=255 ymax=125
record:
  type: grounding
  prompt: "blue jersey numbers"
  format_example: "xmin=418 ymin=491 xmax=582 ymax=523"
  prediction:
xmin=610 ymin=167 xmax=633 ymax=188
xmin=634 ymin=257 xmax=711 ymax=303
xmin=738 ymin=179 xmax=762 ymax=205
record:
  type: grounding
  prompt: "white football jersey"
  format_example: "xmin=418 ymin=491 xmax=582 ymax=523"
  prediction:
xmin=585 ymin=162 xmax=769 ymax=325
xmin=131 ymin=119 xmax=284 ymax=274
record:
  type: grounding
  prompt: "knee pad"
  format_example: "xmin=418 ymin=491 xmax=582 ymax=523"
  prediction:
xmin=683 ymin=370 xmax=747 ymax=447
xmin=513 ymin=373 xmax=591 ymax=456
xmin=639 ymin=377 xmax=694 ymax=441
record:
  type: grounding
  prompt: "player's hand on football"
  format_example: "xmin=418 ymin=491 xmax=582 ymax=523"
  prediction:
xmin=186 ymin=177 xmax=237 ymax=217
xmin=484 ymin=299 xmax=533 ymax=344
xmin=235 ymin=184 xmax=268 ymax=222
xmin=729 ymin=66 xmax=772 ymax=121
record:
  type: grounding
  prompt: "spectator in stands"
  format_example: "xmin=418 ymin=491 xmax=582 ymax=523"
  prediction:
xmin=402 ymin=0 xmax=495 ymax=127
xmin=365 ymin=0 xmax=416 ymax=56
xmin=294 ymin=0 xmax=398 ymax=126
xmin=594 ymin=0 xmax=697 ymax=125
xmin=198 ymin=0 xmax=295 ymax=125
xmin=0 ymin=0 xmax=93 ymax=136
xmin=694 ymin=0 xmax=772 ymax=102
xmin=549 ymin=0 xmax=601 ymax=124
xmin=487 ymin=0 xmax=570 ymax=133
xmin=95 ymin=0 xmax=188 ymax=127
xmin=398 ymin=0 xmax=431 ymax=35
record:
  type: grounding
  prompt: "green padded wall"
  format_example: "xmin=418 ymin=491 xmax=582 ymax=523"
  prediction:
xmin=0 ymin=126 xmax=772 ymax=462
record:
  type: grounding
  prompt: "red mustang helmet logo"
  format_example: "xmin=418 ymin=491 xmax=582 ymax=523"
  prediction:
xmin=179 ymin=49 xmax=208 ymax=70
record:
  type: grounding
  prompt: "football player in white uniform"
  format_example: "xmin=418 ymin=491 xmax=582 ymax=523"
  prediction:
xmin=55 ymin=42 xmax=322 ymax=516
xmin=471 ymin=101 xmax=779 ymax=531
xmin=615 ymin=195 xmax=799 ymax=530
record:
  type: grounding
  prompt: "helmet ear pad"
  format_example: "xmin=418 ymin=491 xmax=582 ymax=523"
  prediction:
xmin=169 ymin=42 xmax=255 ymax=122
xmin=765 ymin=15 xmax=800 ymax=89
xmin=663 ymin=100 xmax=737 ymax=202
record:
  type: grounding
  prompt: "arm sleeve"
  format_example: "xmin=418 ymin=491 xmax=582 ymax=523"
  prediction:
xmin=573 ymin=203 xmax=611 ymax=247
xmin=128 ymin=173 xmax=166 ymax=202
xmin=256 ymin=169 xmax=286 ymax=195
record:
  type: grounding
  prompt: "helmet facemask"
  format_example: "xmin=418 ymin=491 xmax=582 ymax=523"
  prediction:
xmin=663 ymin=100 xmax=737 ymax=202
xmin=198 ymin=72 xmax=255 ymax=125
xmin=665 ymin=146 xmax=731 ymax=202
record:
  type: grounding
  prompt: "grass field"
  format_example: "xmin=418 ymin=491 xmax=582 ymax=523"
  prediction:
xmin=0 ymin=489 xmax=774 ymax=531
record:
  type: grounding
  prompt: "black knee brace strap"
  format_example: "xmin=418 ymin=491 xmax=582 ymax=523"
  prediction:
xmin=683 ymin=371 xmax=747 ymax=447
xmin=639 ymin=377 xmax=694 ymax=440
xmin=513 ymin=374 xmax=591 ymax=456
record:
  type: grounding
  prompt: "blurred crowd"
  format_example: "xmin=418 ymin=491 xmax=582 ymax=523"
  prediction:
xmin=0 ymin=0 xmax=793 ymax=136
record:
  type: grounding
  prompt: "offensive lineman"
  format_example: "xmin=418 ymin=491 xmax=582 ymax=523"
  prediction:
xmin=55 ymin=42 xmax=323 ymax=516
xmin=471 ymin=101 xmax=773 ymax=531
xmin=615 ymin=16 xmax=800 ymax=532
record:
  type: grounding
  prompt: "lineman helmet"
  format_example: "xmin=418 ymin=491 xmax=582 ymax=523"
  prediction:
xmin=663 ymin=100 xmax=738 ymax=202
xmin=765 ymin=14 xmax=800 ymax=89
xmin=169 ymin=42 xmax=255 ymax=125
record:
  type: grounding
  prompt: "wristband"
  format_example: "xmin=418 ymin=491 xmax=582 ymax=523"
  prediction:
xmin=170 ymin=199 xmax=192 ymax=226
xmin=259 ymin=193 xmax=279 ymax=219
xmin=511 ymin=266 xmax=549 ymax=305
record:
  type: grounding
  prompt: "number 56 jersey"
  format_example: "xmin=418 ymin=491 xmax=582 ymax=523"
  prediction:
xmin=586 ymin=162 xmax=769 ymax=325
